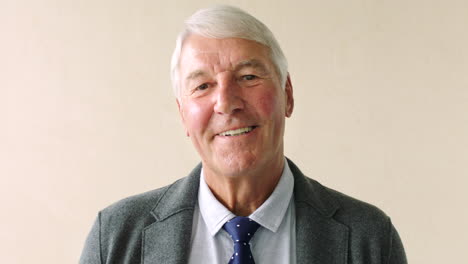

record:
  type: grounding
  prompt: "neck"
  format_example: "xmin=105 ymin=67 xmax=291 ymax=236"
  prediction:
xmin=203 ymin=157 xmax=285 ymax=216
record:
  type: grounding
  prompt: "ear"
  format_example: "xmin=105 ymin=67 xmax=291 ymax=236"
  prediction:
xmin=284 ymin=73 xmax=294 ymax=117
xmin=176 ymin=99 xmax=190 ymax=137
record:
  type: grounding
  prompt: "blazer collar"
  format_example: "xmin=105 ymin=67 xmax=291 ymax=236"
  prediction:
xmin=288 ymin=158 xmax=349 ymax=264
xmin=142 ymin=164 xmax=201 ymax=264
xmin=149 ymin=164 xmax=201 ymax=221
xmin=288 ymin=158 xmax=339 ymax=217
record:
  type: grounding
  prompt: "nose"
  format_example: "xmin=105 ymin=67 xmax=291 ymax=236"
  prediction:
xmin=213 ymin=76 xmax=244 ymax=115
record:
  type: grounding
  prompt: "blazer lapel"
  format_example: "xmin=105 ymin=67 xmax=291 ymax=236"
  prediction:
xmin=288 ymin=159 xmax=349 ymax=264
xmin=142 ymin=165 xmax=202 ymax=264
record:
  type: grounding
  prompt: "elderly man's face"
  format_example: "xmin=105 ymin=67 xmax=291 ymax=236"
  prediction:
xmin=177 ymin=35 xmax=293 ymax=177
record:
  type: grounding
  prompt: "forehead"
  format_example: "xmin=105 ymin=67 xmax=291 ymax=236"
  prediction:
xmin=179 ymin=35 xmax=273 ymax=74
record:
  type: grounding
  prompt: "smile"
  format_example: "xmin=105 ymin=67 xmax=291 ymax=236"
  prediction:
xmin=218 ymin=126 xmax=257 ymax=136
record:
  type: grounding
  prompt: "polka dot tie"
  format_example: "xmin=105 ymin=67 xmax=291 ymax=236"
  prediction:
xmin=223 ymin=216 xmax=260 ymax=264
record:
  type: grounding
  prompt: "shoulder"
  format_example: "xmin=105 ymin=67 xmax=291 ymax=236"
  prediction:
xmin=323 ymin=185 xmax=391 ymax=233
xmin=323 ymin=185 xmax=407 ymax=263
xmin=289 ymin=158 xmax=393 ymax=242
xmin=99 ymin=172 xmax=199 ymax=225
xmin=289 ymin=158 xmax=389 ymax=225
xmin=299 ymin=176 xmax=406 ymax=263
xmin=296 ymin=169 xmax=391 ymax=232
xmin=95 ymin=182 xmax=175 ymax=246
xmin=80 ymin=166 xmax=202 ymax=263
xmin=289 ymin=159 xmax=407 ymax=262
xmin=99 ymin=185 xmax=170 ymax=224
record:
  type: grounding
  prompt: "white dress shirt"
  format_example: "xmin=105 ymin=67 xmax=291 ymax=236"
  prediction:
xmin=188 ymin=159 xmax=296 ymax=264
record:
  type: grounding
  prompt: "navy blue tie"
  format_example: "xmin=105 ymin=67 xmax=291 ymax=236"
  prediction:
xmin=223 ymin=216 xmax=260 ymax=264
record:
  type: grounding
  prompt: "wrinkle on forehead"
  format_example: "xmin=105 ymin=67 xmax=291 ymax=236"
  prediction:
xmin=183 ymin=48 xmax=228 ymax=73
xmin=180 ymin=36 xmax=275 ymax=85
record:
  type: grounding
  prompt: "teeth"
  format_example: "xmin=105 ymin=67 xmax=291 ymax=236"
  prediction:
xmin=219 ymin=126 xmax=254 ymax=136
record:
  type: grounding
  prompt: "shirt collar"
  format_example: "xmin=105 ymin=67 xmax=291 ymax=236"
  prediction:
xmin=198 ymin=158 xmax=294 ymax=236
xmin=198 ymin=169 xmax=236 ymax=236
xmin=249 ymin=159 xmax=294 ymax=233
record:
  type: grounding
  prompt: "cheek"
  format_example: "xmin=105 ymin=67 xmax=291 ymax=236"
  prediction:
xmin=252 ymin=91 xmax=283 ymax=118
xmin=182 ymin=101 xmax=212 ymax=132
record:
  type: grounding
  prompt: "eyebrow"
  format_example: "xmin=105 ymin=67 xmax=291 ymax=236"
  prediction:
xmin=234 ymin=59 xmax=269 ymax=74
xmin=185 ymin=70 xmax=208 ymax=81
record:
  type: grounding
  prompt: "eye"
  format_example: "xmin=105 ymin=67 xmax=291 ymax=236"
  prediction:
xmin=196 ymin=83 xmax=209 ymax=91
xmin=242 ymin=75 xmax=257 ymax=81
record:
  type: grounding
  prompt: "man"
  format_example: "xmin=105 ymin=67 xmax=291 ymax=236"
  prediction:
xmin=80 ymin=5 xmax=407 ymax=264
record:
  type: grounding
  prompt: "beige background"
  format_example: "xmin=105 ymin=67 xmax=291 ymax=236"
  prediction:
xmin=1 ymin=0 xmax=467 ymax=263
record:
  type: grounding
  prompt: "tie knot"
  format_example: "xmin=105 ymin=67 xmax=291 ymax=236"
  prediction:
xmin=223 ymin=216 xmax=260 ymax=243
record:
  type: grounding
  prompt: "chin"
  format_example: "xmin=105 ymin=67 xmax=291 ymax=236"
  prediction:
xmin=214 ymin=153 xmax=258 ymax=177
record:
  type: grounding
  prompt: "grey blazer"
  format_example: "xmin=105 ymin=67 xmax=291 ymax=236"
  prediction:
xmin=80 ymin=159 xmax=407 ymax=264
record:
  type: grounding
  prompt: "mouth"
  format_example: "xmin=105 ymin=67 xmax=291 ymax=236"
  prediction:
xmin=217 ymin=126 xmax=257 ymax=137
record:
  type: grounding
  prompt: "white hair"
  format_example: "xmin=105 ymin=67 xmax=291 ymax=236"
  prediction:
xmin=170 ymin=5 xmax=288 ymax=97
